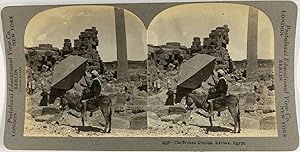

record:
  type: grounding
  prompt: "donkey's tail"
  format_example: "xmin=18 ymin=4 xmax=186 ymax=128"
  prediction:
xmin=236 ymin=96 xmax=241 ymax=124
xmin=108 ymin=98 xmax=112 ymax=122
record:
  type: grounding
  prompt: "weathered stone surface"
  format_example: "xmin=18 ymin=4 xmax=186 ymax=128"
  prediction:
xmin=102 ymin=84 xmax=119 ymax=95
xmin=263 ymin=96 xmax=275 ymax=105
xmin=158 ymin=72 xmax=166 ymax=79
xmin=178 ymin=54 xmax=215 ymax=89
xmin=185 ymin=112 xmax=218 ymax=127
xmin=131 ymin=87 xmax=139 ymax=96
xmin=169 ymin=70 xmax=178 ymax=76
xmin=246 ymin=92 xmax=257 ymax=103
xmin=118 ymin=111 xmax=127 ymax=116
xmin=29 ymin=106 xmax=44 ymax=118
xmin=115 ymin=93 xmax=127 ymax=104
xmin=249 ymin=111 xmax=257 ymax=116
xmin=257 ymin=109 xmax=263 ymax=114
xmin=35 ymin=114 xmax=58 ymax=123
xmin=52 ymin=55 xmax=87 ymax=90
xmin=129 ymin=96 xmax=147 ymax=105
xmin=169 ymin=104 xmax=188 ymax=115
xmin=31 ymin=90 xmax=43 ymax=104
xmin=138 ymin=91 xmax=148 ymax=97
xmin=244 ymin=103 xmax=257 ymax=113
xmin=158 ymin=65 xmax=164 ymax=70
xmin=68 ymin=109 xmax=82 ymax=118
xmin=156 ymin=106 xmax=170 ymax=117
xmin=58 ymin=112 xmax=82 ymax=126
xmin=53 ymin=97 xmax=62 ymax=106
xmin=139 ymin=73 xmax=147 ymax=80
xmin=130 ymin=112 xmax=147 ymax=130
xmin=240 ymin=116 xmax=260 ymax=129
xmin=126 ymin=109 xmax=133 ymax=115
xmin=161 ymin=114 xmax=184 ymax=124
xmin=147 ymin=111 xmax=160 ymax=121
xmin=87 ymin=110 xmax=119 ymax=128
xmin=260 ymin=116 xmax=276 ymax=130
xmin=42 ymin=105 xmax=61 ymax=115
xmin=167 ymin=63 xmax=176 ymax=71
xmin=114 ymin=104 xmax=127 ymax=113
xmin=244 ymin=92 xmax=257 ymax=113
xmin=111 ymin=117 xmax=130 ymax=129
xmin=257 ymin=105 xmax=275 ymax=114
xmin=127 ymin=105 xmax=147 ymax=114
xmin=130 ymin=74 xmax=140 ymax=82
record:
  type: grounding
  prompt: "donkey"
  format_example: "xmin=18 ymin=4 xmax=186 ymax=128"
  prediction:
xmin=80 ymin=95 xmax=112 ymax=133
xmin=63 ymin=94 xmax=112 ymax=133
xmin=186 ymin=92 xmax=241 ymax=134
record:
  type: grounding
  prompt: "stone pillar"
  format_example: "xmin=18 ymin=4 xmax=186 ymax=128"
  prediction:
xmin=246 ymin=7 xmax=258 ymax=80
xmin=114 ymin=7 xmax=128 ymax=81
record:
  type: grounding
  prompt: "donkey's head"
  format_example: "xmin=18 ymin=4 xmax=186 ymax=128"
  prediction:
xmin=174 ymin=86 xmax=194 ymax=104
xmin=187 ymin=91 xmax=210 ymax=111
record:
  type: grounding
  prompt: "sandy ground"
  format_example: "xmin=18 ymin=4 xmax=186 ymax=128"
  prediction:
xmin=24 ymin=119 xmax=277 ymax=138
xmin=24 ymin=83 xmax=278 ymax=138
xmin=24 ymin=108 xmax=277 ymax=138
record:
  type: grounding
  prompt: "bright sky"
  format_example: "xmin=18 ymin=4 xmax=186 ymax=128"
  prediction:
xmin=148 ymin=3 xmax=274 ymax=60
xmin=25 ymin=6 xmax=147 ymax=62
xmin=25 ymin=4 xmax=274 ymax=62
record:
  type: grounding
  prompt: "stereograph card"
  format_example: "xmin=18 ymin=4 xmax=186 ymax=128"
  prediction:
xmin=1 ymin=1 xmax=299 ymax=151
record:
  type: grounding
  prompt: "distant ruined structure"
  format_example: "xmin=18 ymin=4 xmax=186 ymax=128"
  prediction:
xmin=25 ymin=27 xmax=106 ymax=98
xmin=25 ymin=27 xmax=105 ymax=75
xmin=147 ymin=25 xmax=235 ymax=94
xmin=148 ymin=25 xmax=233 ymax=73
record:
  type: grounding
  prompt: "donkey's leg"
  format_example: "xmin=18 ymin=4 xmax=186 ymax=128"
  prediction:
xmin=205 ymin=116 xmax=213 ymax=134
xmin=100 ymin=108 xmax=107 ymax=133
xmin=78 ymin=101 xmax=87 ymax=133
xmin=236 ymin=104 xmax=241 ymax=133
xmin=101 ymin=106 xmax=110 ymax=133
xmin=77 ymin=114 xmax=86 ymax=133
xmin=81 ymin=116 xmax=85 ymax=127
xmin=107 ymin=103 xmax=112 ymax=133
xmin=228 ymin=106 xmax=237 ymax=133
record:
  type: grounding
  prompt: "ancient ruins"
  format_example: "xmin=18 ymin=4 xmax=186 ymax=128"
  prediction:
xmin=25 ymin=23 xmax=276 ymax=137
xmin=147 ymin=25 xmax=276 ymax=135
xmin=25 ymin=27 xmax=148 ymax=135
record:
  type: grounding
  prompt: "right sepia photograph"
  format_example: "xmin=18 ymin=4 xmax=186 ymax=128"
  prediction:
xmin=147 ymin=3 xmax=276 ymax=137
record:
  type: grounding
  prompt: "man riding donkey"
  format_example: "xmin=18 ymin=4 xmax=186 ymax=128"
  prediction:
xmin=185 ymin=68 xmax=240 ymax=133
xmin=81 ymin=70 xmax=102 ymax=118
xmin=77 ymin=69 xmax=112 ymax=133
xmin=207 ymin=69 xmax=228 ymax=118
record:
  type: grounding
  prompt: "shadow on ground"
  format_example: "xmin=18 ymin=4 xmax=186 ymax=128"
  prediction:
xmin=200 ymin=126 xmax=232 ymax=132
xmin=71 ymin=126 xmax=104 ymax=133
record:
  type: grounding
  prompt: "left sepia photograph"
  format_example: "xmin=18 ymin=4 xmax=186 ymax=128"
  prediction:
xmin=24 ymin=6 xmax=148 ymax=137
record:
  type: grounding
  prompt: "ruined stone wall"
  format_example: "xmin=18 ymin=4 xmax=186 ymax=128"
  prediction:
xmin=25 ymin=27 xmax=105 ymax=94
xmin=148 ymin=25 xmax=233 ymax=72
xmin=199 ymin=25 xmax=233 ymax=72
xmin=147 ymin=25 xmax=235 ymax=94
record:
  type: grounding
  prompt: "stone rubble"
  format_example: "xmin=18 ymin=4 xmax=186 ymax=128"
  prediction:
xmin=25 ymin=27 xmax=148 ymax=131
xmin=25 ymin=25 xmax=277 ymax=136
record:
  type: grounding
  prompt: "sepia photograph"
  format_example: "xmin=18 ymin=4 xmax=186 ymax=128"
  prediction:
xmin=22 ymin=3 xmax=277 ymax=138
xmin=2 ymin=1 xmax=299 ymax=150
xmin=147 ymin=3 xmax=277 ymax=137
xmin=24 ymin=6 xmax=149 ymax=137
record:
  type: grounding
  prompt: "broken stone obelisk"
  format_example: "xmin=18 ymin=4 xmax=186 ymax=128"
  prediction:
xmin=246 ymin=7 xmax=258 ymax=80
xmin=114 ymin=7 xmax=128 ymax=81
